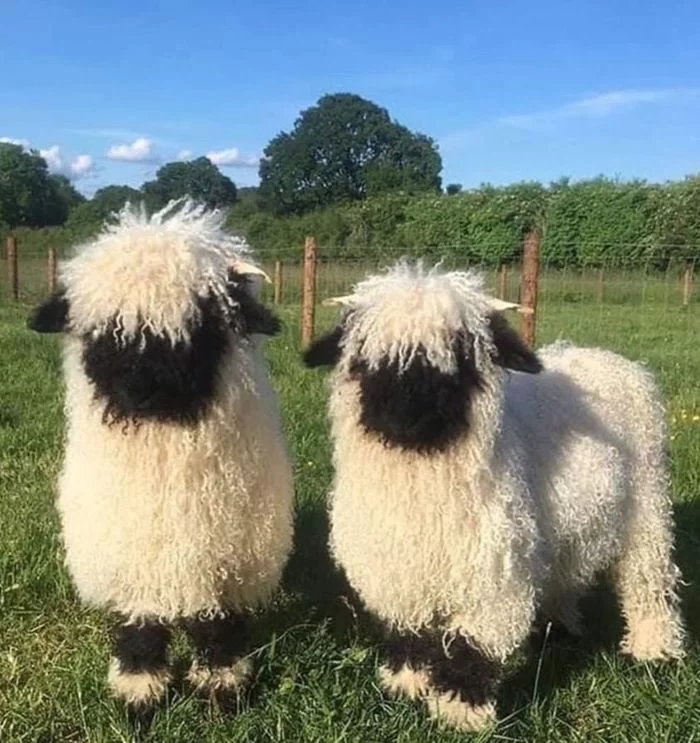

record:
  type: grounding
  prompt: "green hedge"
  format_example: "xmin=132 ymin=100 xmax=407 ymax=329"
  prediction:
xmin=3 ymin=176 xmax=699 ymax=268
xmin=226 ymin=176 xmax=700 ymax=267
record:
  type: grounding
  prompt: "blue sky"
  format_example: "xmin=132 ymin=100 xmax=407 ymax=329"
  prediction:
xmin=1 ymin=0 xmax=699 ymax=195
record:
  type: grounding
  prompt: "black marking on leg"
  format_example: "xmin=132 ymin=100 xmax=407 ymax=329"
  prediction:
xmin=111 ymin=616 xmax=171 ymax=674
xmin=183 ymin=612 xmax=249 ymax=668
xmin=384 ymin=628 xmax=501 ymax=707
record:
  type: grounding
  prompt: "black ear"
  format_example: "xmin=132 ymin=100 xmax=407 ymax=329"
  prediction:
xmin=488 ymin=312 xmax=542 ymax=373
xmin=226 ymin=272 xmax=281 ymax=337
xmin=27 ymin=290 xmax=70 ymax=333
xmin=303 ymin=326 xmax=343 ymax=368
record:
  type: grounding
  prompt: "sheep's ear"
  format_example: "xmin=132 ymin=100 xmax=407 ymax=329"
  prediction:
xmin=303 ymin=326 xmax=343 ymax=368
xmin=488 ymin=312 xmax=542 ymax=373
xmin=27 ymin=290 xmax=70 ymax=333
xmin=226 ymin=272 xmax=281 ymax=336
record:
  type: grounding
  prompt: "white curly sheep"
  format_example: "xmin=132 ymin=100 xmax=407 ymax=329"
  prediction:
xmin=303 ymin=261 xmax=685 ymax=732
xmin=28 ymin=200 xmax=294 ymax=710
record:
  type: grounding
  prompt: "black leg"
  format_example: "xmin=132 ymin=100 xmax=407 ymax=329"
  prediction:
xmin=108 ymin=615 xmax=172 ymax=709
xmin=183 ymin=612 xmax=252 ymax=697
xmin=428 ymin=634 xmax=501 ymax=708
xmin=380 ymin=627 xmax=501 ymax=731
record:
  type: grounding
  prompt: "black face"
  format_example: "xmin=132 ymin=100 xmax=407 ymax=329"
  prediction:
xmin=28 ymin=270 xmax=281 ymax=427
xmin=350 ymin=334 xmax=482 ymax=453
xmin=303 ymin=312 xmax=542 ymax=454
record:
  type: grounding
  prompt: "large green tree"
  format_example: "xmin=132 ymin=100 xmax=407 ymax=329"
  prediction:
xmin=142 ymin=157 xmax=237 ymax=211
xmin=258 ymin=93 xmax=442 ymax=215
xmin=0 ymin=143 xmax=71 ymax=228
xmin=50 ymin=174 xmax=86 ymax=213
xmin=67 ymin=185 xmax=143 ymax=232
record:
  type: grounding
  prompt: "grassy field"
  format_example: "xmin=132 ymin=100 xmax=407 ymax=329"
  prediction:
xmin=0 ymin=294 xmax=698 ymax=742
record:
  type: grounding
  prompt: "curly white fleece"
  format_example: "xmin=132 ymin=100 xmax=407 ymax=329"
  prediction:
xmin=60 ymin=199 xmax=253 ymax=344
xmin=325 ymin=262 xmax=685 ymax=661
xmin=54 ymin=200 xmax=294 ymax=621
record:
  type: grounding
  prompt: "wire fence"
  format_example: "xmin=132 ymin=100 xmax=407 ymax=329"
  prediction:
xmin=1 ymin=234 xmax=697 ymax=407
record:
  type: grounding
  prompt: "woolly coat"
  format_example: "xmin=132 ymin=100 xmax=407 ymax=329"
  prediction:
xmin=43 ymin=202 xmax=294 ymax=622
xmin=58 ymin=336 xmax=294 ymax=621
xmin=323 ymin=271 xmax=680 ymax=661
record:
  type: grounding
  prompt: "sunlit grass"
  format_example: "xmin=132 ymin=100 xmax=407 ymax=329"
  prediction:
xmin=0 ymin=290 xmax=697 ymax=742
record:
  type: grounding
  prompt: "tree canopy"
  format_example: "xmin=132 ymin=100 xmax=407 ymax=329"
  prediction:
xmin=2 ymin=92 xmax=699 ymax=270
xmin=49 ymin=175 xmax=86 ymax=213
xmin=0 ymin=143 xmax=76 ymax=228
xmin=258 ymin=93 xmax=442 ymax=215
xmin=142 ymin=157 xmax=238 ymax=211
xmin=67 ymin=185 xmax=143 ymax=232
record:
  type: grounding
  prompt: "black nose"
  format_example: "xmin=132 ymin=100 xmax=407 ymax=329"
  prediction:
xmin=351 ymin=341 xmax=483 ymax=454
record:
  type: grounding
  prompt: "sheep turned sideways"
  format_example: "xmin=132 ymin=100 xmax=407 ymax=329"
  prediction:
xmin=303 ymin=261 xmax=686 ymax=733
xmin=28 ymin=200 xmax=294 ymax=711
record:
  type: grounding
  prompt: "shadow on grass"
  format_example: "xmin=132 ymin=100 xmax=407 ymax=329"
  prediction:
xmin=0 ymin=404 xmax=19 ymax=428
xmin=260 ymin=495 xmax=700 ymax=721
xmin=253 ymin=497 xmax=379 ymax=647
xmin=499 ymin=583 xmax=622 ymax=718
xmin=672 ymin=500 xmax=700 ymax=645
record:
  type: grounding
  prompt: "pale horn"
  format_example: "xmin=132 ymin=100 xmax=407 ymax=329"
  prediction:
xmin=231 ymin=259 xmax=272 ymax=284
xmin=321 ymin=295 xmax=354 ymax=307
xmin=488 ymin=297 xmax=534 ymax=315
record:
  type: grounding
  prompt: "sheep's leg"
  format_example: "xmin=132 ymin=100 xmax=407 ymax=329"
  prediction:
xmin=541 ymin=588 xmax=584 ymax=636
xmin=424 ymin=634 xmax=501 ymax=732
xmin=615 ymin=465 xmax=686 ymax=661
xmin=184 ymin=612 xmax=252 ymax=697
xmin=379 ymin=630 xmax=500 ymax=732
xmin=378 ymin=630 xmax=431 ymax=702
xmin=108 ymin=616 xmax=172 ymax=709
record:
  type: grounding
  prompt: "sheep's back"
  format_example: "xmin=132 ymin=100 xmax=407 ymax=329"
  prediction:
xmin=501 ymin=341 xmax=667 ymax=589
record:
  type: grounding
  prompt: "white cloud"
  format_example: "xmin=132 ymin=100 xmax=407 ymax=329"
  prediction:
xmin=206 ymin=146 xmax=259 ymax=168
xmin=70 ymin=154 xmax=96 ymax=179
xmin=498 ymin=88 xmax=700 ymax=131
xmin=0 ymin=136 xmax=30 ymax=147
xmin=1 ymin=137 xmax=96 ymax=181
xmin=106 ymin=137 xmax=156 ymax=162
xmin=177 ymin=149 xmax=193 ymax=161
xmin=39 ymin=146 xmax=98 ymax=181
xmin=40 ymin=145 xmax=63 ymax=172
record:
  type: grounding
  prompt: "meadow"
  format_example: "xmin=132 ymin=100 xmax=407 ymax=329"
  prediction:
xmin=0 ymin=271 xmax=698 ymax=742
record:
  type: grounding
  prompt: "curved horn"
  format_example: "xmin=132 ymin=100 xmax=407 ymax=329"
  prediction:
xmin=489 ymin=298 xmax=534 ymax=315
xmin=322 ymin=295 xmax=354 ymax=307
xmin=231 ymin=259 xmax=272 ymax=284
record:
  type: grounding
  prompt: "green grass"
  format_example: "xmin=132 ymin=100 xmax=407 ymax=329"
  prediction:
xmin=0 ymin=295 xmax=698 ymax=742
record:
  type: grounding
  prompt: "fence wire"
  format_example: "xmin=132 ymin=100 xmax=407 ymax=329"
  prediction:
xmin=2 ymin=240 xmax=697 ymax=408
xmin=250 ymin=246 xmax=698 ymax=414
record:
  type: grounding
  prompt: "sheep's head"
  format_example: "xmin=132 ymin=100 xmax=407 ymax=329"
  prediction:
xmin=27 ymin=199 xmax=280 ymax=427
xmin=303 ymin=261 xmax=541 ymax=453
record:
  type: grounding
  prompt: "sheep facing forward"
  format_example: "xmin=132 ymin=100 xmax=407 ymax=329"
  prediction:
xmin=304 ymin=262 xmax=685 ymax=732
xmin=28 ymin=201 xmax=294 ymax=710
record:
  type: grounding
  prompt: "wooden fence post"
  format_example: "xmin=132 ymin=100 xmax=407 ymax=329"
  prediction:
xmin=48 ymin=246 xmax=57 ymax=294
xmin=7 ymin=236 xmax=18 ymax=302
xmin=499 ymin=262 xmax=508 ymax=300
xmin=274 ymin=260 xmax=283 ymax=305
xmin=302 ymin=236 xmax=318 ymax=347
xmin=597 ymin=267 xmax=605 ymax=303
xmin=682 ymin=261 xmax=694 ymax=307
xmin=521 ymin=230 xmax=540 ymax=347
